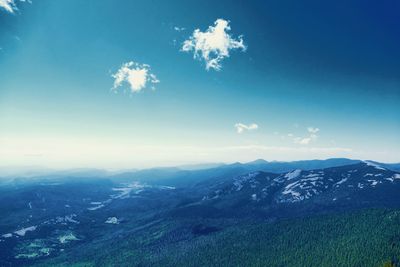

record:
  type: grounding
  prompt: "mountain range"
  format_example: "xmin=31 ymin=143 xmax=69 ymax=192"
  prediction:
xmin=0 ymin=158 xmax=399 ymax=266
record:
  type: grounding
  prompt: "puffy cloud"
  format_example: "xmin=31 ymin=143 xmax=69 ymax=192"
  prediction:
xmin=0 ymin=0 xmax=17 ymax=13
xmin=0 ymin=0 xmax=30 ymax=13
xmin=182 ymin=19 xmax=246 ymax=71
xmin=111 ymin=61 xmax=159 ymax=93
xmin=235 ymin=123 xmax=258 ymax=134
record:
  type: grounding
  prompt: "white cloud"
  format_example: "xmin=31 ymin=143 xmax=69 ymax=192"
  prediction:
xmin=292 ymin=127 xmax=320 ymax=145
xmin=235 ymin=123 xmax=258 ymax=134
xmin=0 ymin=0 xmax=30 ymax=14
xmin=307 ymin=127 xmax=320 ymax=134
xmin=174 ymin=26 xmax=185 ymax=32
xmin=181 ymin=18 xmax=246 ymax=71
xmin=111 ymin=61 xmax=159 ymax=93
xmin=294 ymin=137 xmax=313 ymax=145
xmin=0 ymin=0 xmax=17 ymax=13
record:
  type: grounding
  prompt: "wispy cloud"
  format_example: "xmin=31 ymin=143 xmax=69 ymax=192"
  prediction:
xmin=173 ymin=26 xmax=185 ymax=32
xmin=290 ymin=127 xmax=320 ymax=145
xmin=181 ymin=18 xmax=246 ymax=71
xmin=307 ymin=127 xmax=320 ymax=134
xmin=293 ymin=136 xmax=313 ymax=145
xmin=111 ymin=61 xmax=159 ymax=93
xmin=235 ymin=123 xmax=258 ymax=134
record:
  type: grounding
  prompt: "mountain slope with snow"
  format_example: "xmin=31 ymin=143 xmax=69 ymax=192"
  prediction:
xmin=188 ymin=162 xmax=400 ymax=218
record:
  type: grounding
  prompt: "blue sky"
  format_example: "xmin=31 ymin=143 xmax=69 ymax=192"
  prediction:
xmin=0 ymin=0 xmax=399 ymax=168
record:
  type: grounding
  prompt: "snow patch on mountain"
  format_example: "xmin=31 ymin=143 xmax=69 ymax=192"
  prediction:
xmin=281 ymin=185 xmax=302 ymax=201
xmin=55 ymin=214 xmax=79 ymax=224
xmin=284 ymin=169 xmax=302 ymax=180
xmin=158 ymin=185 xmax=176 ymax=190
xmin=334 ymin=178 xmax=348 ymax=186
xmin=112 ymin=182 xmax=145 ymax=199
xmin=2 ymin=233 xmax=12 ymax=238
xmin=88 ymin=204 xmax=105 ymax=211
xmin=367 ymin=180 xmax=380 ymax=186
xmin=14 ymin=226 xmax=37 ymax=236
xmin=233 ymin=172 xmax=259 ymax=191
xmin=105 ymin=217 xmax=119 ymax=224
xmin=59 ymin=232 xmax=79 ymax=244
xmin=364 ymin=161 xmax=386 ymax=170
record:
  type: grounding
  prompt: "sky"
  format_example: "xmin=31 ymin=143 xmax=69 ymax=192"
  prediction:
xmin=0 ymin=0 xmax=399 ymax=169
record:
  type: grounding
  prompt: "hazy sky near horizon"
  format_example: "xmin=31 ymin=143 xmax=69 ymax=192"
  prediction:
xmin=1 ymin=0 xmax=399 ymax=169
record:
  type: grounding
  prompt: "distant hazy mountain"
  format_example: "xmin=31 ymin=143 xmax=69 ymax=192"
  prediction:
xmin=227 ymin=157 xmax=362 ymax=173
xmin=3 ymin=158 xmax=398 ymax=189
xmin=175 ymin=162 xmax=226 ymax=170
xmin=109 ymin=158 xmax=365 ymax=186
xmin=0 ymin=167 xmax=112 ymax=179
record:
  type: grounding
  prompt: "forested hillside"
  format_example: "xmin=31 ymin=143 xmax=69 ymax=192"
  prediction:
xmin=34 ymin=208 xmax=400 ymax=267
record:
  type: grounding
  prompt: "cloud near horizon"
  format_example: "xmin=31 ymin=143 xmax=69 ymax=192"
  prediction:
xmin=235 ymin=123 xmax=258 ymax=134
xmin=1 ymin=136 xmax=357 ymax=170
xmin=111 ymin=61 xmax=159 ymax=93
xmin=181 ymin=18 xmax=246 ymax=71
